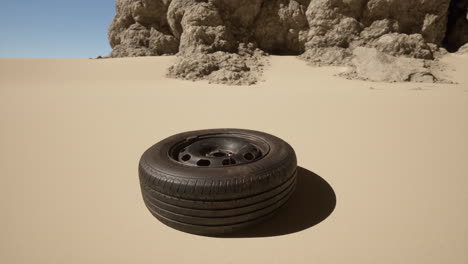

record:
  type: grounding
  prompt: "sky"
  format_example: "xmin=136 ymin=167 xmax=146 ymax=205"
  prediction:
xmin=0 ymin=0 xmax=115 ymax=58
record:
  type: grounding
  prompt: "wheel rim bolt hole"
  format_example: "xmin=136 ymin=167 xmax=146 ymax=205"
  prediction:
xmin=181 ymin=154 xmax=191 ymax=161
xmin=222 ymin=158 xmax=236 ymax=166
xmin=212 ymin=151 xmax=226 ymax=157
xmin=244 ymin=152 xmax=254 ymax=161
xmin=197 ymin=159 xmax=211 ymax=166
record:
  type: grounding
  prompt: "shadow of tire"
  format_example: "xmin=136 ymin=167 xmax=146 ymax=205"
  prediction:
xmin=225 ymin=167 xmax=336 ymax=238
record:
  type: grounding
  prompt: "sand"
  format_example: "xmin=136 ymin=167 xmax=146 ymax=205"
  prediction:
xmin=1 ymin=55 xmax=468 ymax=263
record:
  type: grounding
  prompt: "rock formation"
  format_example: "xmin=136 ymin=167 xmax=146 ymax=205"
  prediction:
xmin=342 ymin=47 xmax=437 ymax=83
xmin=109 ymin=0 xmax=179 ymax=57
xmin=167 ymin=44 xmax=267 ymax=85
xmin=458 ymin=43 xmax=468 ymax=54
xmin=108 ymin=0 xmax=467 ymax=84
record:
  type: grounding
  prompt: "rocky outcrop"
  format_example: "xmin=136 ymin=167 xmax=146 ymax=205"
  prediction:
xmin=370 ymin=33 xmax=434 ymax=59
xmin=254 ymin=0 xmax=310 ymax=55
xmin=167 ymin=44 xmax=267 ymax=85
xmin=108 ymin=0 xmax=467 ymax=84
xmin=109 ymin=0 xmax=179 ymax=57
xmin=177 ymin=2 xmax=236 ymax=55
xmin=458 ymin=43 xmax=468 ymax=54
xmin=343 ymin=47 xmax=436 ymax=82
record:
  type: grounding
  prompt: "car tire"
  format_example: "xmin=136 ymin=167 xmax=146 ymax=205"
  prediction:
xmin=138 ymin=128 xmax=297 ymax=236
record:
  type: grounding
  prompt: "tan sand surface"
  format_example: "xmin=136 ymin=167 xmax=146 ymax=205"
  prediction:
xmin=1 ymin=55 xmax=468 ymax=263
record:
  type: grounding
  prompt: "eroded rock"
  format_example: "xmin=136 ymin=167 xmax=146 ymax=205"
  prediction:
xmin=346 ymin=47 xmax=436 ymax=83
xmin=254 ymin=0 xmax=310 ymax=54
xmin=299 ymin=47 xmax=352 ymax=66
xmin=167 ymin=46 xmax=267 ymax=85
xmin=457 ymin=43 xmax=468 ymax=54
xmin=178 ymin=2 xmax=236 ymax=55
xmin=109 ymin=0 xmax=178 ymax=57
xmin=108 ymin=0 xmax=466 ymax=85
xmin=370 ymin=33 xmax=434 ymax=59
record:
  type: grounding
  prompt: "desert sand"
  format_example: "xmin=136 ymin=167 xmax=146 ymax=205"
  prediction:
xmin=1 ymin=55 xmax=468 ymax=263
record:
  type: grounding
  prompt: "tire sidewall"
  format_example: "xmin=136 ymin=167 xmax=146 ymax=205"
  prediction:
xmin=139 ymin=128 xmax=297 ymax=200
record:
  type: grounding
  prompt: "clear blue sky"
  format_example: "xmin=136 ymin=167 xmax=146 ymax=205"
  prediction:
xmin=0 ymin=0 xmax=115 ymax=58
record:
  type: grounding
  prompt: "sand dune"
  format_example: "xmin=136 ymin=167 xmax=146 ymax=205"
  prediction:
xmin=1 ymin=55 xmax=467 ymax=263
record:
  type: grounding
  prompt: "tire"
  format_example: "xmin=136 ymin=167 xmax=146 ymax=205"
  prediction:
xmin=138 ymin=128 xmax=297 ymax=235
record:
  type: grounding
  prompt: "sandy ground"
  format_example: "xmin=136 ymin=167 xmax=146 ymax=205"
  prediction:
xmin=1 ymin=55 xmax=468 ymax=264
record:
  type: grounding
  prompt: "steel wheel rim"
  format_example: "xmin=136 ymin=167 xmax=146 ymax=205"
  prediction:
xmin=169 ymin=133 xmax=270 ymax=167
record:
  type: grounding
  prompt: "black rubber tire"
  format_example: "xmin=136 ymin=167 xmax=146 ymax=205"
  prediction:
xmin=142 ymin=174 xmax=296 ymax=218
xmin=148 ymin=202 xmax=285 ymax=236
xmin=138 ymin=128 xmax=297 ymax=235
xmin=141 ymin=169 xmax=297 ymax=211
xmin=145 ymin=182 xmax=295 ymax=226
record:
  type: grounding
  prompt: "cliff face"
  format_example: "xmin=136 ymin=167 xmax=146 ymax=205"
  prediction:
xmin=108 ymin=0 xmax=467 ymax=84
xmin=108 ymin=0 xmax=178 ymax=57
xmin=109 ymin=0 xmax=466 ymax=57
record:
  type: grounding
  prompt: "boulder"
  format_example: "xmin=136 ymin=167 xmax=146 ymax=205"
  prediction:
xmin=167 ymin=48 xmax=267 ymax=85
xmin=350 ymin=47 xmax=436 ymax=83
xmin=109 ymin=0 xmax=178 ymax=57
xmin=371 ymin=33 xmax=434 ymax=59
